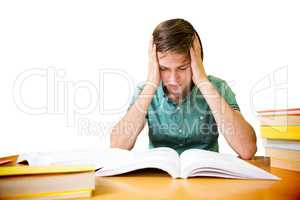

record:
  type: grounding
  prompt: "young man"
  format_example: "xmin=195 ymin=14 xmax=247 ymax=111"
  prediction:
xmin=110 ymin=18 xmax=257 ymax=159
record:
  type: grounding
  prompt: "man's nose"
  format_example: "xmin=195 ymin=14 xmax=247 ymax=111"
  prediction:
xmin=169 ymin=71 xmax=179 ymax=84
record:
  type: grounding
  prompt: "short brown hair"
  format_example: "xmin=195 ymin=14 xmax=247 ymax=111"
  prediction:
xmin=152 ymin=18 xmax=203 ymax=60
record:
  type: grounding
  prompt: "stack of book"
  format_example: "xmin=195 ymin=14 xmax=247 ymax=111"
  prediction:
xmin=258 ymin=108 xmax=300 ymax=171
xmin=0 ymin=161 xmax=95 ymax=200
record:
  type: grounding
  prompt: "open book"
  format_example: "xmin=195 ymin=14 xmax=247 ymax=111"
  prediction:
xmin=18 ymin=147 xmax=279 ymax=180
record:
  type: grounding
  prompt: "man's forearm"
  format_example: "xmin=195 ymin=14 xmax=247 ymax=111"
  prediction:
xmin=110 ymin=83 xmax=157 ymax=150
xmin=196 ymin=80 xmax=257 ymax=159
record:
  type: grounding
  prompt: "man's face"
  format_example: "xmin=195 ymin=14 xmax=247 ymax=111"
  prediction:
xmin=157 ymin=52 xmax=193 ymax=98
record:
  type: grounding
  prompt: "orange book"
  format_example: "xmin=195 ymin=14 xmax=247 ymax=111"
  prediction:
xmin=260 ymin=115 xmax=300 ymax=126
xmin=265 ymin=148 xmax=300 ymax=161
xmin=270 ymin=157 xmax=300 ymax=172
xmin=0 ymin=155 xmax=18 ymax=166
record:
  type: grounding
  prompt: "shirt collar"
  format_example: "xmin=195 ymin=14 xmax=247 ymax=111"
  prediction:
xmin=158 ymin=81 xmax=199 ymax=106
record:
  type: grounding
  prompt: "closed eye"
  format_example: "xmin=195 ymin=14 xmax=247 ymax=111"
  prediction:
xmin=160 ymin=66 xmax=167 ymax=71
xmin=178 ymin=64 xmax=190 ymax=70
xmin=178 ymin=66 xmax=188 ymax=70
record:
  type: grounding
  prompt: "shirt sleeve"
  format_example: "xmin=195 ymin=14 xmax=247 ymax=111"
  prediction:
xmin=217 ymin=80 xmax=240 ymax=111
xmin=127 ymin=82 xmax=149 ymax=118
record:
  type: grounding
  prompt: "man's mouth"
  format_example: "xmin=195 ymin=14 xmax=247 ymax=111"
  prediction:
xmin=169 ymin=85 xmax=179 ymax=89
xmin=168 ymin=84 xmax=182 ymax=93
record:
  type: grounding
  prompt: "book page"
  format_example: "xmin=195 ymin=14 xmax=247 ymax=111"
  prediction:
xmin=179 ymin=149 xmax=279 ymax=180
xmin=96 ymin=147 xmax=181 ymax=178
xmin=17 ymin=148 xmax=105 ymax=169
xmin=18 ymin=147 xmax=181 ymax=177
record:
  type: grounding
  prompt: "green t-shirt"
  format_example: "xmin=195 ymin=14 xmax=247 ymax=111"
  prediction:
xmin=128 ymin=75 xmax=240 ymax=154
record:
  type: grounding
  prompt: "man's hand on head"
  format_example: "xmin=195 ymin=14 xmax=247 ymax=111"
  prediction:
xmin=146 ymin=36 xmax=161 ymax=89
xmin=190 ymin=34 xmax=208 ymax=86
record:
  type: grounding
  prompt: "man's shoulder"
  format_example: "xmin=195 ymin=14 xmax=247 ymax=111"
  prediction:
xmin=131 ymin=81 xmax=161 ymax=100
xmin=135 ymin=81 xmax=146 ymax=91
xmin=207 ymin=75 xmax=231 ymax=89
xmin=207 ymin=75 xmax=226 ymax=85
xmin=134 ymin=81 xmax=161 ymax=95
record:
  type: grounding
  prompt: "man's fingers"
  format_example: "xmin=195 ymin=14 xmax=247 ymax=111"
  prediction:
xmin=193 ymin=35 xmax=196 ymax=48
xmin=193 ymin=34 xmax=200 ymax=51
xmin=190 ymin=46 xmax=195 ymax=60
xmin=152 ymin=44 xmax=158 ymax=63
xmin=152 ymin=44 xmax=159 ymax=73
xmin=191 ymin=33 xmax=202 ymax=58
xmin=148 ymin=35 xmax=154 ymax=56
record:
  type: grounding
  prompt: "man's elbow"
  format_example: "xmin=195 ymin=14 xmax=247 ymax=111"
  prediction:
xmin=110 ymin=132 xmax=134 ymax=150
xmin=239 ymin=125 xmax=257 ymax=160
xmin=239 ymin=143 xmax=257 ymax=160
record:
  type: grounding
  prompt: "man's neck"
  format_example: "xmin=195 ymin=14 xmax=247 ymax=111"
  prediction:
xmin=164 ymin=82 xmax=194 ymax=104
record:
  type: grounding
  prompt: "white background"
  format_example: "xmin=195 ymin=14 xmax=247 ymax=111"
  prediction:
xmin=0 ymin=0 xmax=299 ymax=156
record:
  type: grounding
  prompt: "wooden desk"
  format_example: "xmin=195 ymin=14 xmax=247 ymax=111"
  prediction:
xmin=87 ymin=157 xmax=300 ymax=200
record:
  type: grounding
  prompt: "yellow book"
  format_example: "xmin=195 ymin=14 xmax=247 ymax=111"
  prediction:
xmin=0 ymin=165 xmax=95 ymax=200
xmin=260 ymin=126 xmax=300 ymax=140
xmin=0 ymin=165 xmax=95 ymax=176
xmin=1 ymin=188 xmax=92 ymax=200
